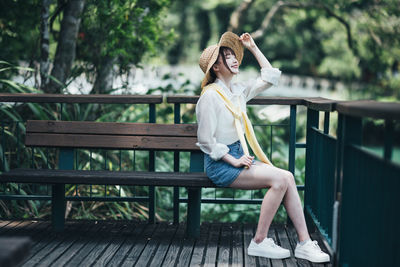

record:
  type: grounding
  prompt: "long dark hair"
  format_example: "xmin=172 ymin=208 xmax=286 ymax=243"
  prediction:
xmin=209 ymin=46 xmax=236 ymax=83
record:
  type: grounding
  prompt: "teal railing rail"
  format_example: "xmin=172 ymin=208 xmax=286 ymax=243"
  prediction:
xmin=0 ymin=93 xmax=162 ymax=223
xmin=1 ymin=93 xmax=399 ymax=266
xmin=1 ymin=93 xmax=310 ymax=224
xmin=305 ymin=99 xmax=400 ymax=266
xmin=335 ymin=101 xmax=400 ymax=267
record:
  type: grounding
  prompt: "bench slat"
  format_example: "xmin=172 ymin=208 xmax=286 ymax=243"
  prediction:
xmin=25 ymin=133 xmax=200 ymax=150
xmin=26 ymin=120 xmax=198 ymax=137
xmin=0 ymin=169 xmax=214 ymax=187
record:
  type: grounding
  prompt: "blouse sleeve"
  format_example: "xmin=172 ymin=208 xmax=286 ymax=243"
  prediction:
xmin=195 ymin=91 xmax=230 ymax=161
xmin=243 ymin=67 xmax=282 ymax=102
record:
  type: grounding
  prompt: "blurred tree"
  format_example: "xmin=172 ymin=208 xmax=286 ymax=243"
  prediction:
xmin=166 ymin=0 xmax=400 ymax=98
xmin=0 ymin=0 xmax=41 ymax=76
xmin=0 ymin=0 xmax=172 ymax=94
xmin=78 ymin=0 xmax=173 ymax=94
xmin=46 ymin=0 xmax=85 ymax=93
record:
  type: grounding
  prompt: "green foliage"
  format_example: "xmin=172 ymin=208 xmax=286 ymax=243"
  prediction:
xmin=0 ymin=0 xmax=41 ymax=67
xmin=0 ymin=0 xmax=174 ymax=92
xmin=165 ymin=0 xmax=400 ymax=99
xmin=77 ymin=0 xmax=174 ymax=74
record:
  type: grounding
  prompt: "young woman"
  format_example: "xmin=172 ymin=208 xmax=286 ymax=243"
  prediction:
xmin=196 ymin=32 xmax=330 ymax=263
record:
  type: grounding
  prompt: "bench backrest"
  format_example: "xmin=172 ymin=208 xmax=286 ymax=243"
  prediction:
xmin=25 ymin=120 xmax=200 ymax=151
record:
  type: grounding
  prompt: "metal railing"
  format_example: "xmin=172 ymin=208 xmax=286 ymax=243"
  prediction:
xmin=304 ymin=99 xmax=400 ymax=266
xmin=1 ymin=93 xmax=312 ymax=224
xmin=1 ymin=93 xmax=400 ymax=265
xmin=0 ymin=94 xmax=162 ymax=222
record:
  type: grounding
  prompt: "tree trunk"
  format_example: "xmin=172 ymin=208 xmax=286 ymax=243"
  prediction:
xmin=46 ymin=0 xmax=85 ymax=94
xmin=40 ymin=0 xmax=51 ymax=90
xmin=91 ymin=56 xmax=116 ymax=94
xmin=167 ymin=0 xmax=188 ymax=65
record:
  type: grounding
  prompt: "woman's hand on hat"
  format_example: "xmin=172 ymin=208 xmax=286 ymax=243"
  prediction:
xmin=239 ymin=33 xmax=256 ymax=50
xmin=234 ymin=155 xmax=255 ymax=168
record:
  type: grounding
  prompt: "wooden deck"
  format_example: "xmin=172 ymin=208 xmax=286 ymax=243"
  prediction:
xmin=0 ymin=220 xmax=332 ymax=266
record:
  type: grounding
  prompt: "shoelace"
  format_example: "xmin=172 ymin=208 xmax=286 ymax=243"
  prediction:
xmin=310 ymin=240 xmax=325 ymax=253
xmin=266 ymin=238 xmax=279 ymax=248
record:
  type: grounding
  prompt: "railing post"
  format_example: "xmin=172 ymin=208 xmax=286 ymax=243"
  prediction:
xmin=304 ymin=108 xmax=319 ymax=231
xmin=173 ymin=103 xmax=181 ymax=225
xmin=148 ymin=103 xmax=156 ymax=224
xmin=336 ymin=114 xmax=362 ymax=266
xmin=187 ymin=151 xmax=203 ymax=238
xmin=288 ymin=105 xmax=296 ymax=174
xmin=1 ymin=121 xmax=6 ymax=172
xmin=324 ymin=112 xmax=330 ymax=134
xmin=384 ymin=119 xmax=394 ymax=161
xmin=332 ymin=113 xmax=344 ymax=258
xmin=287 ymin=105 xmax=297 ymax=226
xmin=54 ymin=148 xmax=73 ymax=231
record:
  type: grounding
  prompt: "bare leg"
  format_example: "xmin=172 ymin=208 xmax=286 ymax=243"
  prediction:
xmin=229 ymin=161 xmax=310 ymax=243
xmin=230 ymin=162 xmax=288 ymax=243
xmin=280 ymin=169 xmax=310 ymax=242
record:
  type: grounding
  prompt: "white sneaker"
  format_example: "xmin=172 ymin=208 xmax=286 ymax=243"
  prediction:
xmin=247 ymin=238 xmax=291 ymax=259
xmin=294 ymin=239 xmax=330 ymax=263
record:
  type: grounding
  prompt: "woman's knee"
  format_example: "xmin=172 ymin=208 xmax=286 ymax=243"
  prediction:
xmin=270 ymin=175 xmax=288 ymax=192
xmin=283 ymin=170 xmax=295 ymax=186
xmin=270 ymin=169 xmax=295 ymax=192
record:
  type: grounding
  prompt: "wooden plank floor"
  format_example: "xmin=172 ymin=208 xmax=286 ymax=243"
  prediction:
xmin=0 ymin=220 xmax=332 ymax=267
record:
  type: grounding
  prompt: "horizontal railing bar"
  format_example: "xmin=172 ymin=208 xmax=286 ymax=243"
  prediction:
xmin=0 ymin=195 xmax=149 ymax=202
xmin=0 ymin=195 xmax=51 ymax=200
xmin=349 ymin=144 xmax=400 ymax=167
xmin=248 ymin=97 xmax=305 ymax=105
xmin=167 ymin=95 xmax=336 ymax=110
xmin=2 ymin=94 xmax=399 ymax=116
xmin=336 ymin=100 xmax=400 ymax=120
xmin=179 ymin=198 xmax=263 ymax=204
xmin=167 ymin=95 xmax=306 ymax=105
xmin=311 ymin=127 xmax=336 ymax=141
xmin=66 ymin=196 xmax=149 ymax=202
xmin=0 ymin=93 xmax=163 ymax=104
xmin=303 ymin=98 xmax=337 ymax=112
xmin=296 ymin=143 xmax=306 ymax=148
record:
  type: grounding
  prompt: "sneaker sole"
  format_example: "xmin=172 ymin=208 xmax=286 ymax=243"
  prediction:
xmin=248 ymin=249 xmax=291 ymax=259
xmin=295 ymin=251 xmax=330 ymax=263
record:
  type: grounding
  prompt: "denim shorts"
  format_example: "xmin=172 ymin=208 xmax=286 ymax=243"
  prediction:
xmin=204 ymin=140 xmax=254 ymax=187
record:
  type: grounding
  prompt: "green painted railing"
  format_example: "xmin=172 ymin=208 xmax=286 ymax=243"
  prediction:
xmin=305 ymin=100 xmax=400 ymax=266
xmin=335 ymin=101 xmax=400 ymax=267
xmin=0 ymin=94 xmax=162 ymax=223
xmin=1 ymin=93 xmax=399 ymax=266
xmin=0 ymin=93 xmax=312 ymax=224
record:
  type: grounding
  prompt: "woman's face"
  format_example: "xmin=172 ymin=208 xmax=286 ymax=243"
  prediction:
xmin=222 ymin=49 xmax=239 ymax=74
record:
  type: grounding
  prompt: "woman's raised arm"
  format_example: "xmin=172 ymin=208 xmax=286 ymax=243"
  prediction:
xmin=239 ymin=33 xmax=272 ymax=69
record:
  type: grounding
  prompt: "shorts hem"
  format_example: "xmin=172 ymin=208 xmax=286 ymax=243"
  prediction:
xmin=223 ymin=167 xmax=245 ymax=187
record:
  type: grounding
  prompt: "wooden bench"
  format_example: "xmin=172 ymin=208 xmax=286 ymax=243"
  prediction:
xmin=0 ymin=120 xmax=216 ymax=238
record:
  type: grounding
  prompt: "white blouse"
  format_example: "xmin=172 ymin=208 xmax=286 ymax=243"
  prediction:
xmin=196 ymin=67 xmax=281 ymax=161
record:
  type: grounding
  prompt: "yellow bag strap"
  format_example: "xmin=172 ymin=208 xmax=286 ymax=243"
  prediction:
xmin=201 ymin=83 xmax=273 ymax=165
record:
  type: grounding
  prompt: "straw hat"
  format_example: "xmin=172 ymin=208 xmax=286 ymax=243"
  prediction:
xmin=199 ymin=32 xmax=244 ymax=88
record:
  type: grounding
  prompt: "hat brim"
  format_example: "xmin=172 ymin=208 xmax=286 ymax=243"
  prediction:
xmin=201 ymin=32 xmax=244 ymax=88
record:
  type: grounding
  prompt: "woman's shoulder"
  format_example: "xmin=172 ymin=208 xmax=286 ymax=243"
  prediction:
xmin=197 ymin=85 xmax=223 ymax=110
xmin=199 ymin=85 xmax=220 ymax=100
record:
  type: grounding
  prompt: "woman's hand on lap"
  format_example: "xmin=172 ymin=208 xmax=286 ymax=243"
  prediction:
xmin=234 ymin=155 xmax=254 ymax=168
